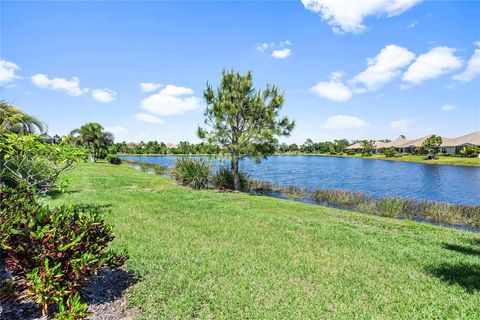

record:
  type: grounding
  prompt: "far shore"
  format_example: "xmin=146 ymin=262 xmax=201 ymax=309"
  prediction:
xmin=117 ymin=153 xmax=480 ymax=167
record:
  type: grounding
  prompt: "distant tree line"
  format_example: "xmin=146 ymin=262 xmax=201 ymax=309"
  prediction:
xmin=101 ymin=138 xmax=354 ymax=155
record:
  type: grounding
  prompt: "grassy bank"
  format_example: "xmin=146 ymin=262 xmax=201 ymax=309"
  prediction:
xmin=45 ymin=163 xmax=480 ymax=319
xmin=346 ymin=153 xmax=480 ymax=166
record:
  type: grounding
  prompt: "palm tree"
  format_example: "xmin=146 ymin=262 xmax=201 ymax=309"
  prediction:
xmin=0 ymin=101 xmax=47 ymax=134
xmin=70 ymin=123 xmax=114 ymax=162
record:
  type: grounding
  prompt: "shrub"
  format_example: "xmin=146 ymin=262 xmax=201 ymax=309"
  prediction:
xmin=345 ymin=149 xmax=356 ymax=155
xmin=211 ymin=168 xmax=248 ymax=191
xmin=0 ymin=134 xmax=85 ymax=194
xmin=171 ymin=158 xmax=210 ymax=189
xmin=383 ymin=147 xmax=396 ymax=158
xmin=460 ymin=145 xmax=480 ymax=158
xmin=0 ymin=188 xmax=127 ymax=317
xmin=106 ymin=154 xmax=122 ymax=165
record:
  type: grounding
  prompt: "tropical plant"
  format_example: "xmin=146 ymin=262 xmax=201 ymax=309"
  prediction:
xmin=70 ymin=123 xmax=114 ymax=162
xmin=198 ymin=69 xmax=295 ymax=190
xmin=0 ymin=134 xmax=85 ymax=193
xmin=459 ymin=145 xmax=480 ymax=158
xmin=0 ymin=189 xmax=128 ymax=318
xmin=360 ymin=140 xmax=375 ymax=156
xmin=422 ymin=135 xmax=443 ymax=159
xmin=0 ymin=101 xmax=47 ymax=134
xmin=171 ymin=158 xmax=211 ymax=189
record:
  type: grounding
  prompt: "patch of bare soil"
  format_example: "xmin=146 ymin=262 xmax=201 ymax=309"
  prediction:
xmin=0 ymin=262 xmax=139 ymax=320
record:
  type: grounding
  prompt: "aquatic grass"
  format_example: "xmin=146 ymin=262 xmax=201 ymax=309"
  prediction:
xmin=311 ymin=189 xmax=367 ymax=207
xmin=311 ymin=188 xmax=480 ymax=229
xmin=123 ymin=159 xmax=167 ymax=175
xmin=171 ymin=158 xmax=210 ymax=189
xmin=281 ymin=185 xmax=307 ymax=199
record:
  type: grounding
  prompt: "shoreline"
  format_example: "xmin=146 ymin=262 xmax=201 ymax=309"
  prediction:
xmin=117 ymin=153 xmax=480 ymax=167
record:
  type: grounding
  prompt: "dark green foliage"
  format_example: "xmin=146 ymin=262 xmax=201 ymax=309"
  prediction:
xmin=0 ymin=187 xmax=127 ymax=317
xmin=0 ymin=187 xmax=40 ymax=250
xmin=460 ymin=145 xmax=480 ymax=158
xmin=383 ymin=147 xmax=396 ymax=157
xmin=211 ymin=168 xmax=249 ymax=191
xmin=171 ymin=158 xmax=211 ymax=189
xmin=345 ymin=149 xmax=356 ymax=155
xmin=311 ymin=188 xmax=480 ymax=228
xmin=106 ymin=154 xmax=122 ymax=165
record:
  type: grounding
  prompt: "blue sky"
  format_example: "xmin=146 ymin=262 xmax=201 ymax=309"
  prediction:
xmin=1 ymin=0 xmax=479 ymax=143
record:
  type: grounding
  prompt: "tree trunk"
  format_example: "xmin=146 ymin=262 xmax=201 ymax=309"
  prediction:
xmin=231 ymin=154 xmax=241 ymax=191
xmin=91 ymin=146 xmax=97 ymax=162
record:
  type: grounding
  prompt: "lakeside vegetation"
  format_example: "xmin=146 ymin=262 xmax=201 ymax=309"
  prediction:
xmin=45 ymin=162 xmax=480 ymax=319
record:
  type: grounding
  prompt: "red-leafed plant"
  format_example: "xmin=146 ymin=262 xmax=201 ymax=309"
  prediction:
xmin=0 ymin=187 xmax=128 ymax=318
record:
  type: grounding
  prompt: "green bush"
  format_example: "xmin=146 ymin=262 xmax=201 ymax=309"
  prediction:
xmin=345 ymin=149 xmax=356 ymax=155
xmin=0 ymin=134 xmax=85 ymax=194
xmin=383 ymin=147 xmax=396 ymax=158
xmin=211 ymin=168 xmax=248 ymax=191
xmin=106 ymin=154 xmax=122 ymax=165
xmin=460 ymin=145 xmax=480 ymax=158
xmin=0 ymin=187 xmax=128 ymax=318
xmin=171 ymin=158 xmax=210 ymax=189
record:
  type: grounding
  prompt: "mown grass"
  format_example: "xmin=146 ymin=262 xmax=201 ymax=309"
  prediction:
xmin=344 ymin=154 xmax=480 ymax=167
xmin=44 ymin=163 xmax=480 ymax=319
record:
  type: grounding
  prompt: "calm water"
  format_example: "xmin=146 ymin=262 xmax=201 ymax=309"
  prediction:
xmin=120 ymin=155 xmax=480 ymax=205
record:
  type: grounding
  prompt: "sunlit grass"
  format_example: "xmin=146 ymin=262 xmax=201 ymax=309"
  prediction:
xmin=45 ymin=163 xmax=480 ymax=319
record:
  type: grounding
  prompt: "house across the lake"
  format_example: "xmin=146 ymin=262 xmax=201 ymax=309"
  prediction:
xmin=346 ymin=131 xmax=480 ymax=155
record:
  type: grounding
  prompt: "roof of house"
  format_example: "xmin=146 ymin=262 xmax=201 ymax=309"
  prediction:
xmin=441 ymin=131 xmax=480 ymax=147
xmin=345 ymin=132 xmax=479 ymax=150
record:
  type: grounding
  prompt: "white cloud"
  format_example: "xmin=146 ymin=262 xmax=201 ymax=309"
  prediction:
xmin=31 ymin=73 xmax=88 ymax=96
xmin=402 ymin=46 xmax=463 ymax=85
xmin=406 ymin=20 xmax=418 ymax=28
xmin=352 ymin=44 xmax=415 ymax=90
xmin=272 ymin=48 xmax=292 ymax=59
xmin=301 ymin=0 xmax=422 ymax=34
xmin=311 ymin=71 xmax=352 ymax=102
xmin=134 ymin=113 xmax=165 ymax=125
xmin=256 ymin=43 xmax=269 ymax=52
xmin=105 ymin=126 xmax=128 ymax=134
xmin=0 ymin=60 xmax=20 ymax=85
xmin=453 ymin=41 xmax=480 ymax=82
xmin=256 ymin=40 xmax=292 ymax=58
xmin=140 ymin=82 xmax=163 ymax=92
xmin=140 ymin=84 xmax=201 ymax=116
xmin=322 ymin=115 xmax=370 ymax=130
xmin=92 ymin=88 xmax=117 ymax=103
xmin=441 ymin=104 xmax=457 ymax=112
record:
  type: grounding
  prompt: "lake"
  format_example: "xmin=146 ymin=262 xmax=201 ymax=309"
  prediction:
xmin=120 ymin=155 xmax=480 ymax=205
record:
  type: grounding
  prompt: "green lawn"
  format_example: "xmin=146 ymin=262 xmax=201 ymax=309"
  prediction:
xmin=347 ymin=154 xmax=480 ymax=166
xmin=45 ymin=163 xmax=480 ymax=319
